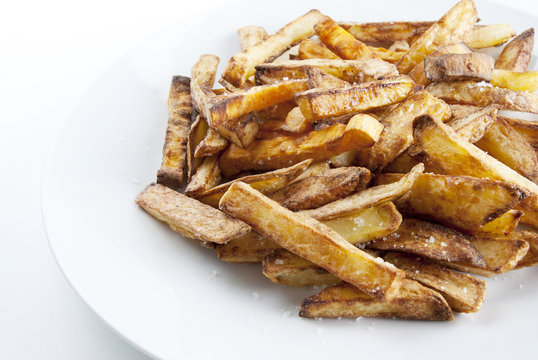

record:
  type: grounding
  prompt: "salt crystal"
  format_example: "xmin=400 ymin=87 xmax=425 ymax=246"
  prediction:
xmin=441 ymin=286 xmax=445 ymax=290
xmin=441 ymin=242 xmax=447 ymax=247
xmin=283 ymin=77 xmax=289 ymax=81
xmin=275 ymin=259 xmax=284 ymax=265
xmin=463 ymin=287 xmax=468 ymax=294
xmin=258 ymin=160 xmax=264 ymax=165
xmin=415 ymin=270 xmax=420 ymax=274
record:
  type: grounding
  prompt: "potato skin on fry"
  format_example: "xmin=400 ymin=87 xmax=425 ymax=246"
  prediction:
xmin=424 ymin=53 xmax=494 ymax=82
xmin=495 ymin=28 xmax=534 ymax=72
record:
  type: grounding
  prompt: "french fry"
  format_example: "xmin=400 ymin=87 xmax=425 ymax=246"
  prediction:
xmin=338 ymin=21 xmax=434 ymax=45
xmin=447 ymin=105 xmax=497 ymax=143
xmin=424 ymin=53 xmax=494 ymax=82
xmin=367 ymin=218 xmax=486 ymax=267
xmin=501 ymin=116 xmax=538 ymax=149
xmin=185 ymin=155 xmax=221 ymax=196
xmin=269 ymin=167 xmax=371 ymax=211
xmin=296 ymin=76 xmax=414 ymax=122
xmin=186 ymin=115 xmax=208 ymax=181
xmin=396 ymin=0 xmax=478 ymax=74
xmin=237 ymin=26 xmax=268 ymax=50
xmin=355 ymin=91 xmax=450 ymax=171
xmin=219 ymin=114 xmax=383 ymax=177
xmin=255 ymin=100 xmax=297 ymax=122
xmin=495 ymin=28 xmax=534 ymax=72
xmin=426 ymin=81 xmax=538 ymax=114
xmin=463 ymin=24 xmax=516 ymax=48
xmin=255 ymin=58 xmax=398 ymax=85
xmin=190 ymin=54 xmax=219 ymax=120
xmin=478 ymin=209 xmax=522 ymax=236
xmin=383 ymin=252 xmax=486 ymax=313
xmin=219 ymin=182 xmax=405 ymax=299
xmin=368 ymin=42 xmax=408 ymax=63
xmin=157 ymin=76 xmax=192 ymax=189
xmin=491 ymin=69 xmax=538 ymax=92
xmin=304 ymin=66 xmax=349 ymax=88
xmin=374 ymin=173 xmax=525 ymax=235
xmin=301 ymin=163 xmax=423 ymax=221
xmin=216 ymin=231 xmax=280 ymax=263
xmin=297 ymin=39 xmax=340 ymax=60
xmin=221 ymin=9 xmax=325 ymax=87
xmin=299 ymin=280 xmax=453 ymax=320
xmin=512 ymin=231 xmax=538 ymax=268
xmin=136 ymin=183 xmax=250 ymax=244
xmin=194 ymin=127 xmax=229 ymax=158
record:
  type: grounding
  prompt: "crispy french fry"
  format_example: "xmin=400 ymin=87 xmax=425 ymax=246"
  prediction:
xmin=426 ymin=81 xmax=538 ymax=114
xmin=297 ymin=39 xmax=340 ymax=60
xmin=299 ymin=280 xmax=453 ymax=320
xmin=186 ymin=115 xmax=208 ymax=181
xmin=424 ymin=53 xmax=494 ymax=82
xmin=157 ymin=76 xmax=192 ymax=189
xmin=219 ymin=113 xmax=383 ymax=177
xmin=255 ymin=58 xmax=398 ymax=85
xmin=374 ymin=173 xmax=525 ymax=235
xmin=491 ymin=69 xmax=538 ymax=92
xmin=330 ymin=151 xmax=357 ymax=167
xmin=190 ymin=54 xmax=219 ymax=119
xmin=221 ymin=9 xmax=325 ymax=87
xmin=195 ymin=159 xmax=312 ymax=207
xmin=338 ymin=21 xmax=434 ymax=45
xmin=269 ymin=167 xmax=371 ymax=211
xmin=383 ymin=252 xmax=486 ymax=313
xmin=304 ymin=66 xmax=349 ymax=88
xmin=255 ymin=100 xmax=297 ymax=122
xmin=479 ymin=209 xmax=522 ymax=236
xmin=408 ymin=43 xmax=471 ymax=85
xmin=447 ymin=105 xmax=497 ymax=143
xmin=136 ymin=183 xmax=250 ymax=243
xmin=301 ymin=163 xmax=424 ymax=221
xmin=367 ymin=218 xmax=486 ymax=267
xmin=396 ymin=0 xmax=478 ymax=73
xmin=512 ymin=231 xmax=538 ymax=268
xmin=463 ymin=24 xmax=516 ymax=48
xmin=501 ymin=116 xmax=538 ymax=149
xmin=495 ymin=28 xmax=534 ymax=72
xmin=185 ymin=155 xmax=221 ymax=196
xmin=237 ymin=26 xmax=268 ymax=50
xmin=355 ymin=91 xmax=450 ymax=171
xmin=449 ymin=104 xmax=481 ymax=119
xmin=194 ymin=127 xmax=229 ymax=158
xmin=296 ymin=76 xmax=414 ymax=122
xmin=368 ymin=42 xmax=408 ymax=63
xmin=216 ymin=231 xmax=280 ymax=263
xmin=219 ymin=182 xmax=405 ymax=299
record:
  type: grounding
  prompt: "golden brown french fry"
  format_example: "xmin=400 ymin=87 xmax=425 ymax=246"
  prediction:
xmin=396 ymin=0 xmax=478 ymax=73
xmin=221 ymin=9 xmax=325 ymax=87
xmin=190 ymin=54 xmax=219 ymax=119
xmin=296 ymin=76 xmax=414 ymax=123
xmin=368 ymin=42 xmax=408 ymax=62
xmin=338 ymin=21 xmax=434 ymax=44
xmin=269 ymin=167 xmax=371 ymax=211
xmin=315 ymin=16 xmax=377 ymax=60
xmin=355 ymin=91 xmax=450 ymax=172
xmin=297 ymin=39 xmax=340 ymax=60
xmin=512 ymin=231 xmax=538 ymax=268
xmin=195 ymin=159 xmax=312 ymax=207
xmin=491 ymin=69 xmax=538 ymax=92
xmin=185 ymin=155 xmax=221 ymax=196
xmin=479 ymin=209 xmax=522 ymax=236
xmin=424 ymin=53 xmax=494 ymax=82
xmin=216 ymin=231 xmax=280 ymax=263
xmin=463 ymin=24 xmax=516 ymax=48
xmin=449 ymin=104 xmax=481 ymax=119
xmin=299 ymin=280 xmax=453 ymax=320
xmin=255 ymin=58 xmax=398 ymax=85
xmin=219 ymin=114 xmax=383 ymax=177
xmin=367 ymin=218 xmax=486 ymax=267
xmin=219 ymin=182 xmax=405 ymax=300
xmin=304 ymin=66 xmax=349 ymax=88
xmin=186 ymin=115 xmax=208 ymax=181
xmin=194 ymin=127 xmax=229 ymax=158
xmin=426 ymin=81 xmax=538 ymax=114
xmin=301 ymin=163 xmax=424 ymax=221
xmin=501 ymin=116 xmax=538 ymax=149
xmin=495 ymin=28 xmax=534 ymax=72
xmin=237 ymin=26 xmax=268 ymax=50
xmin=447 ymin=105 xmax=498 ymax=143
xmin=157 ymin=76 xmax=192 ymax=189
xmin=136 ymin=183 xmax=250 ymax=244
xmin=383 ymin=252 xmax=486 ymax=313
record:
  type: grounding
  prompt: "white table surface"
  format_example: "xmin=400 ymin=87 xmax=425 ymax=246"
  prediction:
xmin=1 ymin=0 xmax=536 ymax=359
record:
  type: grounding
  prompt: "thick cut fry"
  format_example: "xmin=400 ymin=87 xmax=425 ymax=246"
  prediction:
xmin=368 ymin=42 xmax=408 ymax=63
xmin=136 ymin=183 xmax=250 ymax=243
xmin=354 ymin=91 xmax=450 ymax=171
xmin=491 ymin=69 xmax=538 ymax=92
xmin=512 ymin=231 xmax=538 ymax=268
xmin=219 ymin=182 xmax=405 ymax=299
xmin=315 ymin=16 xmax=376 ymax=60
xmin=338 ymin=21 xmax=434 ymax=45
xmin=426 ymin=81 xmax=538 ymax=114
xmin=374 ymin=173 xmax=525 ymax=234
xmin=408 ymin=43 xmax=471 ymax=85
xmin=447 ymin=105 xmax=497 ymax=144
xmin=194 ymin=127 xmax=229 ymax=158
xmin=475 ymin=119 xmax=538 ymax=181
xmin=304 ymin=66 xmax=349 ymax=88
xmin=495 ymin=28 xmax=534 ymax=72
xmin=237 ymin=26 xmax=267 ymax=50
xmin=186 ymin=115 xmax=208 ymax=181
xmin=190 ymin=54 xmax=219 ymax=119
xmin=298 ymin=39 xmax=340 ymax=60
xmin=185 ymin=155 xmax=221 ymax=196
xmin=479 ymin=209 xmax=522 ymax=236
xmin=216 ymin=231 xmax=280 ymax=263
xmin=463 ymin=24 xmax=516 ymax=48
xmin=269 ymin=167 xmax=371 ymax=211
xmin=195 ymin=159 xmax=311 ymax=207
xmin=157 ymin=76 xmax=192 ymax=189
xmin=367 ymin=218 xmax=486 ymax=267
xmin=501 ymin=116 xmax=538 ymax=149
xmin=383 ymin=252 xmax=486 ymax=313
xmin=296 ymin=76 xmax=414 ymax=122
xmin=300 ymin=280 xmax=453 ymax=320
xmin=396 ymin=0 xmax=478 ymax=73
xmin=255 ymin=59 xmax=398 ymax=85
xmin=301 ymin=163 xmax=423 ymax=221
xmin=219 ymin=114 xmax=383 ymax=177
xmin=221 ymin=9 xmax=325 ymax=87
xmin=424 ymin=53 xmax=494 ymax=82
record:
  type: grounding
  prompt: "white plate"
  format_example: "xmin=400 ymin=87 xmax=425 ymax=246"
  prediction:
xmin=43 ymin=1 xmax=538 ymax=359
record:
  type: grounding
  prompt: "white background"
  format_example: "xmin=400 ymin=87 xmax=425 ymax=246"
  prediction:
xmin=0 ymin=0 xmax=536 ymax=359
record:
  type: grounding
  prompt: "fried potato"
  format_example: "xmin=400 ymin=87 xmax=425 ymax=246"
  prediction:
xmin=216 ymin=231 xmax=280 ymax=263
xmin=478 ymin=209 xmax=522 ymax=236
xmin=255 ymin=100 xmax=297 ymax=122
xmin=383 ymin=252 xmax=486 ymax=313
xmin=501 ymin=116 xmax=538 ymax=149
xmin=157 ymin=76 xmax=192 ymax=189
xmin=186 ymin=115 xmax=208 ymax=181
xmin=269 ymin=167 xmax=371 ymax=211
xmin=368 ymin=42 xmax=408 ymax=63
xmin=424 ymin=53 xmax=494 ymax=82
xmin=512 ymin=231 xmax=538 ymax=268
xmin=221 ymin=9 xmax=325 ymax=87
xmin=219 ymin=114 xmax=383 ymax=177
xmin=374 ymin=173 xmax=524 ymax=235
xmin=190 ymin=54 xmax=219 ymax=120
xmin=315 ymin=16 xmax=376 ymax=60
xmin=495 ymin=28 xmax=534 ymax=72
xmin=338 ymin=21 xmax=434 ymax=45
xmin=237 ymin=26 xmax=268 ymax=50
xmin=447 ymin=105 xmax=497 ymax=143
xmin=304 ymin=66 xmax=349 ymax=88
xmin=491 ymin=69 xmax=538 ymax=92
xmin=301 ymin=163 xmax=423 ymax=221
xmin=426 ymin=81 xmax=538 ymax=114
xmin=185 ymin=155 xmax=221 ymax=196
xmin=367 ymin=218 xmax=486 ymax=267
xmin=195 ymin=159 xmax=311 ymax=207
xmin=194 ymin=127 xmax=229 ymax=158
xmin=136 ymin=183 xmax=250 ymax=243
xmin=463 ymin=24 xmax=516 ymax=48
xmin=219 ymin=182 xmax=405 ymax=299
xmin=298 ymin=39 xmax=340 ymax=60
xmin=296 ymin=76 xmax=414 ymax=122
xmin=255 ymin=58 xmax=398 ymax=85
xmin=396 ymin=0 xmax=478 ymax=73
xmin=299 ymin=280 xmax=453 ymax=320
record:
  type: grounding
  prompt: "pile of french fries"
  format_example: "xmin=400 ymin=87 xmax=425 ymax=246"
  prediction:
xmin=136 ymin=0 xmax=538 ymax=321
